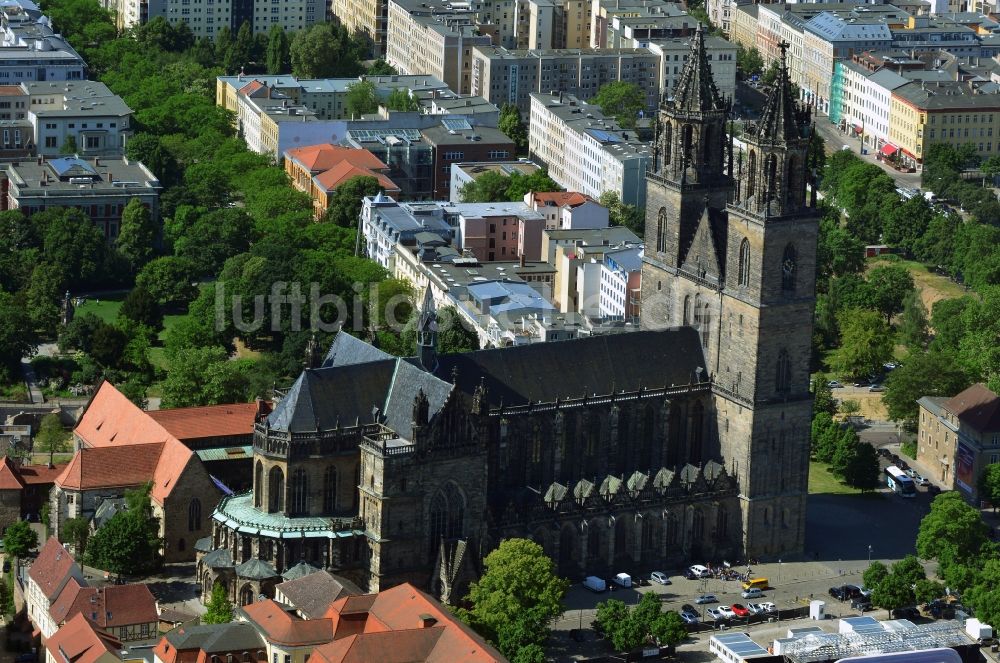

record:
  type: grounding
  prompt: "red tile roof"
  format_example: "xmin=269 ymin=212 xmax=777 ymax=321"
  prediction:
xmin=44 ymin=613 xmax=122 ymax=663
xmin=0 ymin=85 xmax=26 ymax=96
xmin=318 ymin=583 xmax=505 ymax=662
xmin=313 ymin=162 xmax=400 ymax=194
xmin=49 ymin=576 xmax=87 ymax=626
xmin=29 ymin=538 xmax=80 ymax=602
xmin=147 ymin=402 xmax=262 ymax=441
xmin=944 ymin=383 xmax=1000 ymax=432
xmin=72 ymin=382 xmax=198 ymax=503
xmin=241 ymin=599 xmax=333 ymax=645
xmin=286 ymin=144 xmax=388 ymax=173
xmin=528 ymin=191 xmax=592 ymax=208
xmin=0 ymin=456 xmax=25 ymax=490
xmin=18 ymin=463 xmax=69 ymax=485
xmin=56 ymin=444 xmax=164 ymax=491
xmin=62 ymin=584 xmax=158 ymax=630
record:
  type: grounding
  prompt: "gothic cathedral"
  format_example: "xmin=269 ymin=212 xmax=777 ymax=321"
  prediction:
xmin=641 ymin=31 xmax=818 ymax=557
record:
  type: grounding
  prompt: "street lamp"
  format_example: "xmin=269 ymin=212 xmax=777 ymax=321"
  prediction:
xmin=778 ymin=559 xmax=782 ymax=585
xmin=868 ymin=545 xmax=873 ymax=564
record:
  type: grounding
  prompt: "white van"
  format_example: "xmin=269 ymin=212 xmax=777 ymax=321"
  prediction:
xmin=583 ymin=576 xmax=606 ymax=592
xmin=614 ymin=573 xmax=632 ymax=588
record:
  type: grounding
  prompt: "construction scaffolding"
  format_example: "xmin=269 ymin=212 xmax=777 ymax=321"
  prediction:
xmin=781 ymin=620 xmax=974 ymax=663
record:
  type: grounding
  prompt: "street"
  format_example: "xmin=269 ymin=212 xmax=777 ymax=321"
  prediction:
xmin=811 ymin=114 xmax=923 ymax=191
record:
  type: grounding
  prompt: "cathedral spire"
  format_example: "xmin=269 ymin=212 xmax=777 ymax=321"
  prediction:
xmin=416 ymin=286 xmax=438 ymax=372
xmin=756 ymin=41 xmax=811 ymax=144
xmin=669 ymin=23 xmax=725 ymax=113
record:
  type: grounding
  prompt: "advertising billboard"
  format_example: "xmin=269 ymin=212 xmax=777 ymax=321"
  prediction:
xmin=956 ymin=442 xmax=975 ymax=495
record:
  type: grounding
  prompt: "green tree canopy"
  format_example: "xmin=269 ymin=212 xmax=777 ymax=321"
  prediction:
xmin=367 ymin=59 xmax=397 ymax=75
xmin=85 ymin=483 xmax=161 ymax=577
xmin=871 ymin=570 xmax=915 ymax=615
xmin=917 ymin=491 xmax=990 ymax=567
xmin=265 ymin=25 xmax=290 ymax=74
xmin=204 ymin=582 xmax=234 ymax=624
xmin=736 ymin=44 xmax=764 ymax=79
xmin=591 ymin=81 xmax=646 ymax=129
xmin=34 ymin=413 xmax=70 ymax=467
xmin=458 ymin=538 xmax=568 ymax=661
xmin=843 ymin=440 xmax=881 ymax=491
xmin=385 ymin=88 xmax=419 ymax=112
xmin=160 ymin=346 xmax=258 ymax=408
xmin=135 ymin=256 xmax=198 ymax=308
xmin=828 ymin=308 xmax=894 ymax=378
xmin=323 ymin=176 xmax=383 ymax=228
xmin=864 ymin=263 xmax=915 ymax=324
xmin=460 ymin=169 xmax=560 ymax=203
xmin=290 ymin=24 xmax=365 ymax=78
xmin=863 ymin=561 xmax=889 ymax=592
xmin=594 ymin=592 xmax=685 ymax=652
xmin=61 ymin=516 xmax=90 ymax=556
xmin=59 ymin=134 xmax=78 ymax=155
xmin=345 ymin=80 xmax=378 ymax=117
xmin=119 ymin=285 xmax=163 ymax=330
xmin=498 ymin=104 xmax=528 ymax=154
xmin=599 ymin=191 xmax=643 ymax=236
xmin=883 ymin=350 xmax=970 ymax=431
xmin=979 ymin=463 xmax=1000 ymax=511
xmin=3 ymin=520 xmax=38 ymax=558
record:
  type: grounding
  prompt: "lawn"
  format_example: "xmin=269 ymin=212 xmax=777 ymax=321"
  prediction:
xmin=73 ymin=294 xmax=124 ymax=323
xmin=867 ymin=257 xmax=971 ymax=312
xmin=809 ymin=461 xmax=862 ymax=496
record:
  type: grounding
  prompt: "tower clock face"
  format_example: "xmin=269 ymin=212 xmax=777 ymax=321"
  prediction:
xmin=782 ymin=258 xmax=795 ymax=276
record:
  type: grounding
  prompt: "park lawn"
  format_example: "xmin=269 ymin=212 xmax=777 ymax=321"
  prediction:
xmin=74 ymin=294 xmax=124 ymax=323
xmin=809 ymin=461 xmax=862 ymax=496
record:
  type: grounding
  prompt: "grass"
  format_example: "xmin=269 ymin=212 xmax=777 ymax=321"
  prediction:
xmin=809 ymin=461 xmax=862 ymax=495
xmin=867 ymin=257 xmax=971 ymax=311
xmin=74 ymin=294 xmax=125 ymax=323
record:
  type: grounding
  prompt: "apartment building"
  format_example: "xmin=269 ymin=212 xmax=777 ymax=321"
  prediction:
xmin=1 ymin=156 xmax=161 ymax=239
xmin=421 ymin=121 xmax=515 ymax=198
xmin=26 ymin=538 xmax=84 ymax=640
xmin=25 ymin=81 xmax=132 ymax=157
xmin=470 ymin=45 xmax=660 ymax=116
xmin=543 ymin=224 xmax=639 ymax=315
xmin=838 ymin=61 xmax=909 ymax=151
xmin=891 ymin=15 xmax=980 ymax=56
xmin=730 ymin=3 xmax=758 ymax=49
xmin=523 ymin=0 xmax=591 ymax=49
xmin=598 ymin=245 xmax=641 ymax=321
xmin=708 ymin=0 xmax=734 ymax=34
xmin=603 ymin=8 xmax=693 ymax=49
xmin=0 ymin=0 xmax=86 ymax=83
xmin=889 ymin=78 xmax=1000 ymax=168
xmin=590 ymin=0 xmax=681 ymax=48
xmin=284 ymin=143 xmax=401 ymax=217
xmin=112 ymin=0 xmax=321 ymax=37
xmin=523 ymin=190 xmax=609 ymax=229
xmin=528 ymin=92 xmax=649 ymax=207
xmin=386 ymin=0 xmax=493 ymax=95
xmin=450 ymin=158 xmax=540 ymax=201
xmin=649 ymin=34 xmax=737 ymax=102
xmin=360 ymin=193 xmax=454 ymax=270
xmin=330 ymin=0 xmax=389 ymax=56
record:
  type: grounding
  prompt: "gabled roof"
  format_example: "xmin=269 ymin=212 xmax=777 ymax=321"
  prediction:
xmin=71 ymin=382 xmax=202 ymax=503
xmin=313 ymin=162 xmax=400 ymax=194
xmin=49 ymin=575 xmax=88 ymax=626
xmin=55 ymin=443 xmax=163 ymax=491
xmin=944 ymin=383 xmax=1000 ymax=432
xmin=157 ymin=622 xmax=265 ymax=663
xmin=147 ymin=402 xmax=262 ymax=441
xmin=285 ymin=144 xmax=388 ymax=174
xmin=240 ymin=600 xmax=334 ymax=645
xmin=527 ymin=191 xmax=593 ymax=208
xmin=17 ymin=462 xmax=68 ymax=485
xmin=0 ymin=456 xmax=25 ymax=490
xmin=29 ymin=538 xmax=80 ymax=602
xmin=311 ymin=628 xmax=445 ymax=663
xmin=322 ymin=331 xmax=393 ymax=368
xmin=276 ymin=570 xmax=362 ymax=619
xmin=44 ymin=613 xmax=122 ymax=663
xmin=62 ymin=584 xmax=158 ymax=630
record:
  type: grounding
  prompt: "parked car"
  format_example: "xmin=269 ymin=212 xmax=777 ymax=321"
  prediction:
xmin=898 ymin=460 xmax=910 ymax=471
xmin=717 ymin=606 xmax=736 ymax=619
xmin=869 ymin=384 xmax=885 ymax=392
xmin=583 ymin=576 xmax=607 ymax=592
xmin=731 ymin=604 xmax=750 ymax=617
xmin=859 ymin=586 xmax=872 ymax=597
xmin=916 ymin=475 xmax=930 ymax=486
xmin=829 ymin=585 xmax=861 ymax=601
xmin=650 ymin=571 xmax=671 ymax=585
xmin=689 ymin=564 xmax=711 ymax=578
xmin=883 ymin=362 xmax=898 ymax=371
xmin=851 ymin=597 xmax=873 ymax=612
xmin=853 ymin=379 xmax=870 ymax=387
xmin=707 ymin=608 xmax=727 ymax=621
xmin=695 ymin=594 xmax=719 ymax=605
xmin=680 ymin=610 xmax=700 ymax=624
xmin=682 ymin=604 xmax=698 ymax=614
xmin=828 ymin=380 xmax=843 ymax=389
xmin=905 ymin=468 xmax=917 ymax=478
xmin=892 ymin=607 xmax=920 ymax=620
xmin=742 ymin=587 xmax=764 ymax=599
xmin=746 ymin=603 xmax=765 ymax=615
xmin=759 ymin=602 xmax=777 ymax=613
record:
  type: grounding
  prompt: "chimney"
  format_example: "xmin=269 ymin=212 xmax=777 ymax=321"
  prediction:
xmin=419 ymin=614 xmax=438 ymax=628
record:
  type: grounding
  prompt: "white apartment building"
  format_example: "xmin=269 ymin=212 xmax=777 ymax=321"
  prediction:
xmin=26 ymin=538 xmax=85 ymax=640
xmin=523 ymin=190 xmax=609 ymax=229
xmin=113 ymin=0 xmax=319 ymax=38
xmin=360 ymin=193 xmax=454 ymax=270
xmin=649 ymin=34 xmax=737 ymax=102
xmin=756 ymin=3 xmax=808 ymax=85
xmin=707 ymin=0 xmax=734 ymax=34
xmin=24 ymin=81 xmax=132 ymax=156
xmin=598 ymin=245 xmax=641 ymax=321
xmin=529 ymin=92 xmax=649 ymax=207
xmin=0 ymin=0 xmax=86 ymax=83
xmin=839 ymin=61 xmax=909 ymax=150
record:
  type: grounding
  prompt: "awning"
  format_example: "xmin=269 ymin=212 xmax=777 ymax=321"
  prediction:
xmin=881 ymin=144 xmax=899 ymax=157
xmin=854 ymin=125 xmax=863 ymax=134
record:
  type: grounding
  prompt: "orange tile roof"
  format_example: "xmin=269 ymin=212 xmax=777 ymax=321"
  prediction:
xmin=72 ymin=382 xmax=197 ymax=503
xmin=0 ymin=456 xmax=25 ymax=490
xmin=18 ymin=462 xmax=68 ymax=485
xmin=0 ymin=85 xmax=26 ymax=96
xmin=529 ymin=191 xmax=592 ymax=207
xmin=49 ymin=576 xmax=88 ymax=626
xmin=63 ymin=584 xmax=158 ymax=630
xmin=241 ymin=600 xmax=333 ymax=645
xmin=286 ymin=144 xmax=388 ymax=173
xmin=44 ymin=613 xmax=122 ymax=663
xmin=319 ymin=584 xmax=505 ymax=662
xmin=56 ymin=444 xmax=163 ymax=491
xmin=147 ymin=402 xmax=262 ymax=441
xmin=29 ymin=538 xmax=80 ymax=602
xmin=313 ymin=162 xmax=400 ymax=194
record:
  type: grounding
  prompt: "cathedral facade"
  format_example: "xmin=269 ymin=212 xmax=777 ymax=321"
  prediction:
xmin=197 ymin=31 xmax=817 ymax=605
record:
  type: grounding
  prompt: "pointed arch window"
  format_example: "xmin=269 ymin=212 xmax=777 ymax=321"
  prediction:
xmin=682 ymin=124 xmax=693 ymax=163
xmin=323 ymin=466 xmax=337 ymax=513
xmin=253 ymin=461 xmax=263 ymax=508
xmin=701 ymin=304 xmax=710 ymax=349
xmin=746 ymin=150 xmax=757 ymax=200
xmin=738 ymin=238 xmax=750 ymax=287
xmin=188 ymin=498 xmax=201 ymax=532
xmin=290 ymin=468 xmax=308 ymax=515
xmin=765 ymin=154 xmax=778 ymax=202
xmin=267 ymin=466 xmax=284 ymax=513
xmin=781 ymin=244 xmax=797 ymax=293
xmin=656 ymin=208 xmax=667 ymax=253
xmin=786 ymin=155 xmax=798 ymax=207
xmin=776 ymin=349 xmax=791 ymax=394
xmin=663 ymin=121 xmax=672 ymax=165
xmin=682 ymin=295 xmax=691 ymax=326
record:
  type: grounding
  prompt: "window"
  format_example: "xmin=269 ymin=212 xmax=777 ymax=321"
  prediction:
xmin=781 ymin=244 xmax=797 ymax=293
xmin=737 ymin=238 xmax=750 ymax=287
xmin=188 ymin=498 xmax=201 ymax=531
xmin=290 ymin=468 xmax=308 ymax=515
xmin=656 ymin=207 xmax=666 ymax=252
xmin=85 ymin=136 xmax=100 ymax=149
xmin=775 ymin=349 xmax=791 ymax=393
xmin=323 ymin=466 xmax=337 ymax=512
xmin=44 ymin=136 xmax=56 ymax=148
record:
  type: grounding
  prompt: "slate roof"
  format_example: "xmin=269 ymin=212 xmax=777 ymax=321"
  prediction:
xmin=670 ymin=23 xmax=725 ymax=113
xmin=756 ymin=44 xmax=808 ymax=144
xmin=322 ymin=332 xmax=393 ymax=368
xmin=944 ymin=383 xmax=1000 ymax=432
xmin=201 ymin=548 xmax=234 ymax=569
xmin=194 ymin=536 xmax=213 ymax=553
xmin=276 ymin=570 xmax=362 ymax=619
xmin=235 ymin=558 xmax=279 ymax=580
xmin=157 ymin=622 xmax=265 ymax=662
xmin=281 ymin=560 xmax=321 ymax=581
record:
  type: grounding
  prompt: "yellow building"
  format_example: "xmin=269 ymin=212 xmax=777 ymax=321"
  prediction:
xmin=729 ymin=4 xmax=759 ymax=50
xmin=331 ymin=0 xmax=388 ymax=57
xmin=889 ymin=80 xmax=1000 ymax=169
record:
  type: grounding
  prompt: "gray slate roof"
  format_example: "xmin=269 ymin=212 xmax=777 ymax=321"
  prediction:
xmin=201 ymin=548 xmax=234 ymax=569
xmin=275 ymin=569 xmax=362 ymax=618
xmin=281 ymin=560 xmax=321 ymax=581
xmin=163 ymin=622 xmax=265 ymax=652
xmin=235 ymin=558 xmax=279 ymax=580
xmin=322 ymin=331 xmax=392 ymax=368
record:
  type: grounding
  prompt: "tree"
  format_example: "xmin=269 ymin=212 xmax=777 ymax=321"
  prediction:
xmin=736 ymin=44 xmax=764 ymax=79
xmin=0 ymin=290 xmax=36 ymax=382
xmin=828 ymin=309 xmax=894 ymax=378
xmin=505 ymin=169 xmax=560 ymax=200
xmin=650 ymin=610 xmax=687 ymax=646
xmin=892 ymin=555 xmax=927 ymax=588
xmin=290 ymin=23 xmax=365 ymax=78
xmin=85 ymin=484 xmax=161 ymax=577
xmin=458 ymin=538 xmax=568 ymax=661
xmin=385 ymin=88 xmax=419 ymax=112
xmin=817 ymin=217 xmax=865 ymax=281
xmin=863 ymin=561 xmax=890 ymax=593
xmin=367 ymin=59 xmax=397 ymax=75
xmin=345 ymin=80 xmax=378 ymax=117
xmin=203 ymin=582 xmax=234 ymax=624
xmin=843 ymin=442 xmax=881 ymax=491
xmin=59 ymin=134 xmax=78 ymax=155
xmin=593 ymin=599 xmax=634 ymax=649
xmin=61 ymin=516 xmax=90 ymax=555
xmin=812 ymin=376 xmax=837 ymax=416
xmin=323 ymin=176 xmax=383 ymax=227
xmin=38 ymin=207 xmax=109 ymax=288
xmin=883 ymin=350 xmax=970 ymax=431
xmin=898 ymin=291 xmax=929 ymax=350
xmin=136 ymin=256 xmax=198 ymax=308
xmin=864 ymin=264 xmax=915 ymax=324
xmin=917 ymin=491 xmax=990 ymax=567
xmin=2 ymin=520 xmax=37 ymax=558
xmin=594 ymin=593 xmax=674 ymax=652
xmin=591 ymin=81 xmax=646 ymax=129
xmin=498 ymin=104 xmax=528 ymax=154
xmin=915 ymin=578 xmax=945 ymax=605
xmin=89 ymin=324 xmax=128 ymax=369
xmin=979 ymin=463 xmax=1000 ymax=511
xmin=871 ymin=570 xmax=915 ymax=615
xmin=34 ymin=413 xmax=70 ymax=466
xmin=160 ymin=346 xmax=256 ymax=408
xmin=24 ymin=263 xmax=63 ymax=336
xmin=599 ymin=191 xmax=644 ymax=236
xmin=460 ymin=171 xmax=510 ymax=202
xmin=265 ymin=25 xmax=290 ymax=74
xmin=438 ymin=306 xmax=479 ymax=353
xmin=120 ymin=285 xmax=163 ymax=330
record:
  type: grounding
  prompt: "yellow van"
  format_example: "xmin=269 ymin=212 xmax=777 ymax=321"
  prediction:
xmin=742 ymin=577 xmax=769 ymax=591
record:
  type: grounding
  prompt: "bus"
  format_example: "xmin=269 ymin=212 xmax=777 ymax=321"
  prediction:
xmin=885 ymin=465 xmax=916 ymax=497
